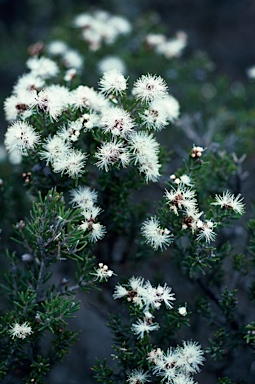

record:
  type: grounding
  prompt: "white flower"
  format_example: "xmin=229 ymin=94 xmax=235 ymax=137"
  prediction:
xmin=112 ymin=284 xmax=129 ymax=299
xmin=132 ymin=74 xmax=168 ymax=103
xmin=99 ymin=69 xmax=127 ymax=95
xmin=153 ymin=347 xmax=178 ymax=381
xmin=165 ymin=186 xmax=197 ymax=215
xmin=128 ymin=131 xmax=161 ymax=182
xmin=131 ymin=318 xmax=159 ymax=339
xmin=156 ymin=32 xmax=187 ymax=59
xmin=13 ymin=73 xmax=45 ymax=94
xmin=145 ymin=33 xmax=166 ymax=47
xmin=70 ymin=186 xmax=98 ymax=209
xmin=158 ymin=94 xmax=180 ymax=122
xmin=9 ymin=322 xmax=33 ymax=339
xmin=58 ymin=120 xmax=82 ymax=143
xmin=47 ymin=40 xmax=68 ymax=56
xmin=140 ymin=103 xmax=168 ymax=131
xmin=34 ymin=85 xmax=70 ymax=121
xmin=191 ymin=145 xmax=205 ymax=158
xmin=71 ymin=86 xmax=110 ymax=112
xmin=141 ymin=216 xmax=173 ymax=250
xmin=127 ymin=368 xmax=150 ymax=384
xmin=52 ymin=149 xmax=87 ymax=178
xmin=5 ymin=121 xmax=40 ymax=154
xmin=91 ymin=263 xmax=115 ymax=281
xmin=95 ymin=140 xmax=130 ymax=171
xmin=62 ymin=49 xmax=83 ymax=70
xmin=39 ymin=135 xmax=70 ymax=165
xmin=100 ymin=107 xmax=134 ymax=137
xmin=178 ymin=306 xmax=187 ymax=316
xmin=98 ymin=56 xmax=126 ymax=75
xmin=64 ymin=68 xmax=77 ymax=82
xmin=26 ymin=56 xmax=59 ymax=79
xmin=4 ymin=92 xmax=34 ymax=121
xmin=196 ymin=220 xmax=216 ymax=243
xmin=211 ymin=191 xmax=245 ymax=215
xmin=175 ymin=340 xmax=204 ymax=374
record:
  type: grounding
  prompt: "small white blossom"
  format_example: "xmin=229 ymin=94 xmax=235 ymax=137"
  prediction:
xmin=5 ymin=121 xmax=40 ymax=154
xmin=191 ymin=145 xmax=205 ymax=158
xmin=47 ymin=40 xmax=68 ymax=56
xmin=26 ymin=56 xmax=59 ymax=79
xmin=133 ymin=74 xmax=168 ymax=103
xmin=178 ymin=306 xmax=187 ymax=316
xmin=196 ymin=220 xmax=216 ymax=243
xmin=9 ymin=322 xmax=33 ymax=339
xmin=165 ymin=186 xmax=197 ymax=215
xmin=211 ymin=191 xmax=245 ymax=215
xmin=70 ymin=186 xmax=98 ymax=209
xmin=33 ymin=85 xmax=70 ymax=121
xmin=141 ymin=216 xmax=173 ymax=250
xmin=52 ymin=149 xmax=87 ymax=178
xmin=95 ymin=140 xmax=130 ymax=171
xmin=175 ymin=340 xmax=205 ymax=374
xmin=91 ymin=263 xmax=115 ymax=281
xmin=127 ymin=368 xmax=150 ymax=384
xmin=99 ymin=69 xmax=127 ymax=95
xmin=100 ymin=107 xmax=134 ymax=137
xmin=131 ymin=318 xmax=159 ymax=339
xmin=62 ymin=49 xmax=83 ymax=70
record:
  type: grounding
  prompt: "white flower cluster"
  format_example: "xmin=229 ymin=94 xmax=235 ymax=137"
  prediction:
xmin=147 ymin=340 xmax=204 ymax=384
xmin=9 ymin=321 xmax=33 ymax=339
xmin=4 ymin=40 xmax=179 ymax=182
xmin=145 ymin=31 xmax=187 ymax=59
xmin=70 ymin=186 xmax=106 ymax=242
xmin=141 ymin=145 xmax=245 ymax=248
xmin=73 ymin=10 xmax=131 ymax=51
xmin=113 ymin=276 xmax=175 ymax=339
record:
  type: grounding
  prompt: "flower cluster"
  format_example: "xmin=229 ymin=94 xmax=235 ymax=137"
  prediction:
xmin=73 ymin=10 xmax=131 ymax=51
xmin=141 ymin=216 xmax=173 ymax=250
xmin=113 ymin=276 xmax=175 ymax=339
xmin=70 ymin=186 xmax=106 ymax=242
xmin=145 ymin=31 xmax=187 ymax=59
xmin=4 ymin=57 xmax=179 ymax=182
xmin=147 ymin=340 xmax=204 ymax=384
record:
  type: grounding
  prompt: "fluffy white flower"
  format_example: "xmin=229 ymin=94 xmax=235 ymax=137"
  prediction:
xmin=196 ymin=220 xmax=216 ymax=243
xmin=99 ymin=69 xmax=127 ymax=95
xmin=70 ymin=186 xmax=98 ymax=209
xmin=95 ymin=140 xmax=130 ymax=171
xmin=127 ymin=369 xmax=150 ymax=384
xmin=4 ymin=91 xmax=34 ymax=121
xmin=34 ymin=85 xmax=70 ymax=121
xmin=211 ymin=191 xmax=245 ymax=215
xmin=52 ymin=148 xmax=87 ymax=178
xmin=141 ymin=216 xmax=173 ymax=250
xmin=71 ymin=86 xmax=109 ymax=111
xmin=9 ymin=322 xmax=33 ymax=339
xmin=47 ymin=40 xmax=68 ymax=56
xmin=62 ymin=49 xmax=83 ymax=70
xmin=157 ymin=94 xmax=180 ymax=122
xmin=13 ymin=73 xmax=45 ymax=94
xmin=156 ymin=32 xmax=187 ymax=59
xmin=5 ymin=121 xmax=40 ymax=154
xmin=39 ymin=135 xmax=70 ymax=165
xmin=100 ymin=107 xmax=134 ymax=137
xmin=131 ymin=318 xmax=159 ymax=339
xmin=133 ymin=74 xmax=168 ymax=103
xmin=165 ymin=186 xmax=197 ymax=215
xmin=26 ymin=56 xmax=59 ymax=79
xmin=175 ymin=340 xmax=204 ymax=374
